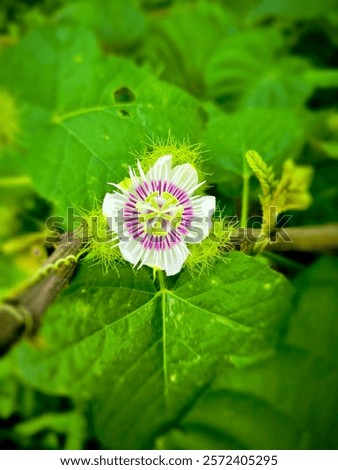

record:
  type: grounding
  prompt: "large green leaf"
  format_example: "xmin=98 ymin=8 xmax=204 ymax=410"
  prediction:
xmin=56 ymin=0 xmax=147 ymax=49
xmin=156 ymin=257 xmax=338 ymax=451
xmin=205 ymin=28 xmax=313 ymax=109
xmin=203 ymin=107 xmax=303 ymax=181
xmin=15 ymin=251 xmax=292 ymax=448
xmin=249 ymin=0 xmax=338 ymax=20
xmin=157 ymin=347 xmax=338 ymax=450
xmin=0 ymin=26 xmax=206 ymax=214
xmin=287 ymin=256 xmax=338 ymax=364
xmin=140 ymin=2 xmax=236 ymax=95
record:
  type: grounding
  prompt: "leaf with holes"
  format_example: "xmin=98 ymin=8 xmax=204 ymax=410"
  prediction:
xmin=16 ymin=252 xmax=292 ymax=448
xmin=0 ymin=26 xmax=206 ymax=214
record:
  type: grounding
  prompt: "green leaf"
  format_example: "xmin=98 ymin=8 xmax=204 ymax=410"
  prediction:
xmin=0 ymin=357 xmax=18 ymax=419
xmin=157 ymin=347 xmax=338 ymax=450
xmin=15 ymin=252 xmax=292 ymax=449
xmin=287 ymin=256 xmax=338 ymax=364
xmin=204 ymin=29 xmax=313 ymax=109
xmin=156 ymin=259 xmax=338 ymax=451
xmin=203 ymin=107 xmax=303 ymax=181
xmin=249 ymin=0 xmax=338 ymax=20
xmin=0 ymin=26 xmax=206 ymax=214
xmin=140 ymin=2 xmax=236 ymax=95
xmin=56 ymin=0 xmax=147 ymax=49
xmin=0 ymin=26 xmax=101 ymax=110
xmin=288 ymin=161 xmax=338 ymax=226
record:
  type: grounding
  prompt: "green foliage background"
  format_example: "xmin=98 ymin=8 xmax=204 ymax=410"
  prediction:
xmin=0 ymin=0 xmax=338 ymax=450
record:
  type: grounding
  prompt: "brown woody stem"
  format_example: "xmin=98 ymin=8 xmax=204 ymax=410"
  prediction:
xmin=0 ymin=233 xmax=84 ymax=356
xmin=231 ymin=223 xmax=338 ymax=252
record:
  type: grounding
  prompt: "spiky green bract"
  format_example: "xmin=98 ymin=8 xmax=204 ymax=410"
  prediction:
xmin=78 ymin=206 xmax=124 ymax=274
xmin=133 ymin=136 xmax=207 ymax=191
xmin=184 ymin=213 xmax=233 ymax=277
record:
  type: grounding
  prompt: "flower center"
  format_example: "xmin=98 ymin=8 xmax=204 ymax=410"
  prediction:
xmin=136 ymin=190 xmax=184 ymax=236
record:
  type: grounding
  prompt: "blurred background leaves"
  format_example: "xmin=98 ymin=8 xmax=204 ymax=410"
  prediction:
xmin=0 ymin=0 xmax=337 ymax=450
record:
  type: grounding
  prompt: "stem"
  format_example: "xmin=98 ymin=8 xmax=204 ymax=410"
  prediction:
xmin=240 ymin=175 xmax=250 ymax=228
xmin=0 ymin=233 xmax=84 ymax=356
xmin=157 ymin=269 xmax=166 ymax=292
xmin=229 ymin=224 xmax=338 ymax=252
xmin=157 ymin=269 xmax=169 ymax=405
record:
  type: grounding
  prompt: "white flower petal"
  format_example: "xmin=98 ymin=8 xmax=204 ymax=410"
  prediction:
xmin=138 ymin=248 xmax=162 ymax=271
xmin=165 ymin=243 xmax=190 ymax=276
xmin=119 ymin=239 xmax=144 ymax=266
xmin=139 ymin=242 xmax=190 ymax=276
xmin=137 ymin=160 xmax=147 ymax=181
xmin=146 ymin=154 xmax=172 ymax=182
xmin=186 ymin=195 xmax=216 ymax=243
xmin=170 ymin=163 xmax=199 ymax=194
xmin=102 ymin=192 xmax=127 ymax=233
xmin=128 ymin=167 xmax=140 ymax=189
xmin=191 ymin=195 xmax=216 ymax=217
